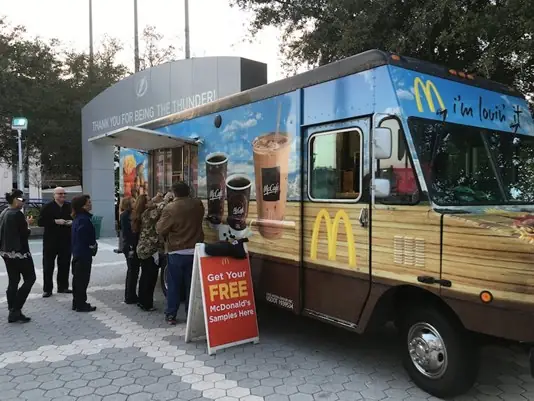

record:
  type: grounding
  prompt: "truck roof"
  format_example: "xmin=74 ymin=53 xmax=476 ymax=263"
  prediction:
xmin=143 ymin=49 xmax=523 ymax=130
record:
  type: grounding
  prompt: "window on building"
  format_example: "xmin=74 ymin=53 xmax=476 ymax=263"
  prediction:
xmin=375 ymin=118 xmax=420 ymax=204
xmin=309 ymin=128 xmax=362 ymax=201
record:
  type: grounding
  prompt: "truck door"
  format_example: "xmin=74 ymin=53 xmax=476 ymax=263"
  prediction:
xmin=302 ymin=118 xmax=371 ymax=329
xmin=369 ymin=117 xmax=441 ymax=301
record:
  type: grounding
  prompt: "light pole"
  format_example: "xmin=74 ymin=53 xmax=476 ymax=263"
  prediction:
xmin=89 ymin=0 xmax=94 ymax=83
xmin=11 ymin=117 xmax=28 ymax=193
xmin=134 ymin=0 xmax=140 ymax=72
xmin=184 ymin=0 xmax=190 ymax=59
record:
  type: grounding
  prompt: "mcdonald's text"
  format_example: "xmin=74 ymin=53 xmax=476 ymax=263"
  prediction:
xmin=208 ymin=280 xmax=248 ymax=302
xmin=414 ymin=77 xmax=520 ymax=126
xmin=199 ymin=256 xmax=259 ymax=347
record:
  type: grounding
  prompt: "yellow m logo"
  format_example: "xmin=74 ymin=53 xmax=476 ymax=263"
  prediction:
xmin=221 ymin=258 xmax=230 ymax=266
xmin=414 ymin=77 xmax=446 ymax=113
xmin=310 ymin=209 xmax=356 ymax=267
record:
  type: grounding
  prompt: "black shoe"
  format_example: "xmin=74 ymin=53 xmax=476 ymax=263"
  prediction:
xmin=140 ymin=305 xmax=156 ymax=312
xmin=18 ymin=313 xmax=31 ymax=323
xmin=42 ymin=292 xmax=52 ymax=298
xmin=165 ymin=315 xmax=177 ymax=325
xmin=76 ymin=304 xmax=96 ymax=312
xmin=58 ymin=289 xmax=73 ymax=294
xmin=8 ymin=310 xmax=30 ymax=323
xmin=124 ymin=297 xmax=138 ymax=304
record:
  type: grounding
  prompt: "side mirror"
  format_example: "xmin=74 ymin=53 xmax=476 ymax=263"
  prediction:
xmin=374 ymin=127 xmax=392 ymax=159
xmin=374 ymin=178 xmax=391 ymax=198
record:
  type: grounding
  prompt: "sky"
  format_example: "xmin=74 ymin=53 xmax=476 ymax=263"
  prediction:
xmin=1 ymin=0 xmax=286 ymax=82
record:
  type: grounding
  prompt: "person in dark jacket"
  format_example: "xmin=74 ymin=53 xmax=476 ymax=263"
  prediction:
xmin=70 ymin=195 xmax=97 ymax=312
xmin=0 ymin=189 xmax=36 ymax=323
xmin=38 ymin=187 xmax=73 ymax=297
xmin=120 ymin=196 xmax=139 ymax=304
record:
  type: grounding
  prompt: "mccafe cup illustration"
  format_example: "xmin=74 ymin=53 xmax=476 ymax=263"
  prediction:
xmin=252 ymin=132 xmax=291 ymax=239
xmin=206 ymin=152 xmax=228 ymax=224
xmin=226 ymin=173 xmax=252 ymax=231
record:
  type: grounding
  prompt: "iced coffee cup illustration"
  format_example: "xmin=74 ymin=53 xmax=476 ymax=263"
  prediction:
xmin=252 ymin=132 xmax=291 ymax=239
xmin=226 ymin=174 xmax=252 ymax=231
xmin=206 ymin=152 xmax=228 ymax=224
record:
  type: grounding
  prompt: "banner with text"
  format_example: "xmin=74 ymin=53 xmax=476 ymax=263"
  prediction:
xmin=185 ymin=243 xmax=259 ymax=355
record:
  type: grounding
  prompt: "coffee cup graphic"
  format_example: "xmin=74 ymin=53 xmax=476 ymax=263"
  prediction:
xmin=226 ymin=174 xmax=252 ymax=231
xmin=206 ymin=152 xmax=228 ymax=225
xmin=252 ymin=132 xmax=291 ymax=239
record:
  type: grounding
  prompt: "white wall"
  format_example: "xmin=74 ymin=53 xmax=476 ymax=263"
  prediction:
xmin=0 ymin=162 xmax=13 ymax=198
xmin=28 ymin=152 xmax=42 ymax=200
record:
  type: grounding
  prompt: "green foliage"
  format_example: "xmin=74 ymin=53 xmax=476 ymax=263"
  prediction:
xmin=0 ymin=18 xmax=129 ymax=184
xmin=232 ymin=0 xmax=534 ymax=110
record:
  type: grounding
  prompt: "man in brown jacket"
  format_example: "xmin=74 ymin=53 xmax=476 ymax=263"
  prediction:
xmin=156 ymin=181 xmax=204 ymax=325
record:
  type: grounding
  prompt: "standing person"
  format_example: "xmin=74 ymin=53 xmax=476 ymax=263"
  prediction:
xmin=157 ymin=182 xmax=204 ymax=325
xmin=136 ymin=193 xmax=172 ymax=311
xmin=0 ymin=190 xmax=36 ymax=323
xmin=38 ymin=187 xmax=72 ymax=297
xmin=120 ymin=196 xmax=139 ymax=304
xmin=70 ymin=195 xmax=98 ymax=312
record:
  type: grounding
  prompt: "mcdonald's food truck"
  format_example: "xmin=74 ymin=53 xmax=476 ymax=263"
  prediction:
xmin=106 ymin=50 xmax=533 ymax=397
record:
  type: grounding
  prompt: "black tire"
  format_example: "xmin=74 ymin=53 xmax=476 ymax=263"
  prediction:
xmin=160 ymin=262 xmax=168 ymax=297
xmin=400 ymin=307 xmax=479 ymax=398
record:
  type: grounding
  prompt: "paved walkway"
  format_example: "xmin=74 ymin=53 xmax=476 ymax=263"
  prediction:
xmin=0 ymin=238 xmax=531 ymax=401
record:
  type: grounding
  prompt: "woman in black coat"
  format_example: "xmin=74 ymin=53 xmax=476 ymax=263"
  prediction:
xmin=0 ymin=189 xmax=36 ymax=323
xmin=120 ymin=197 xmax=140 ymax=304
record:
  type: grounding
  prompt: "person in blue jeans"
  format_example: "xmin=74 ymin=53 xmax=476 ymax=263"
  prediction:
xmin=156 ymin=182 xmax=204 ymax=325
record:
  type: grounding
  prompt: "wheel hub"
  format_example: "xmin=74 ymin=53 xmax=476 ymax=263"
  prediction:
xmin=407 ymin=322 xmax=448 ymax=379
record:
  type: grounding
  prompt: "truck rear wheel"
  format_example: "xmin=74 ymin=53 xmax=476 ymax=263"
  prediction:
xmin=160 ymin=263 xmax=168 ymax=297
xmin=400 ymin=307 xmax=478 ymax=398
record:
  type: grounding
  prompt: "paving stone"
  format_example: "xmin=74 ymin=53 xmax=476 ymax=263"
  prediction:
xmin=203 ymin=388 xmax=227 ymax=399
xmin=266 ymin=394 xmax=290 ymax=401
xmin=290 ymin=395 xmax=314 ymax=401
xmin=95 ymin=385 xmax=120 ymax=396
xmin=336 ymin=390 xmax=363 ymax=400
xmin=127 ymin=392 xmax=153 ymax=401
xmin=251 ymin=385 xmax=275 ymax=396
xmin=0 ymin=242 xmax=530 ymax=401
xmin=177 ymin=388 xmax=202 ymax=400
xmin=70 ymin=386 xmax=96 ymax=397
xmin=119 ymin=384 xmax=144 ymax=395
xmin=153 ymin=390 xmax=178 ymax=400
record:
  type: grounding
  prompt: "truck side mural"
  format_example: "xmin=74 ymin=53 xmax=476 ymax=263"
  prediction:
xmin=142 ymin=50 xmax=533 ymax=398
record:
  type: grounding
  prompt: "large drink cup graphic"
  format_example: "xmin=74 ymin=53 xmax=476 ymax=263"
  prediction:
xmin=206 ymin=152 xmax=228 ymax=224
xmin=252 ymin=132 xmax=291 ymax=239
xmin=226 ymin=174 xmax=252 ymax=231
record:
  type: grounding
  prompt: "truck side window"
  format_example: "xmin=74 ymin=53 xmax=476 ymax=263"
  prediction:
xmin=309 ymin=128 xmax=362 ymax=201
xmin=376 ymin=118 xmax=420 ymax=205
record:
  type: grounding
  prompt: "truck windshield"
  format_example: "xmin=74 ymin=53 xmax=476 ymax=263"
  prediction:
xmin=409 ymin=117 xmax=534 ymax=206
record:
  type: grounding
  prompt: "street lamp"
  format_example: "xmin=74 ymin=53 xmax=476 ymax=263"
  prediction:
xmin=11 ymin=117 xmax=28 ymax=193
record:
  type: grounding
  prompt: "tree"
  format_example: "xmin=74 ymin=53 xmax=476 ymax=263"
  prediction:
xmin=139 ymin=25 xmax=178 ymax=70
xmin=231 ymin=0 xmax=534 ymax=109
xmin=0 ymin=18 xmax=129 ymax=185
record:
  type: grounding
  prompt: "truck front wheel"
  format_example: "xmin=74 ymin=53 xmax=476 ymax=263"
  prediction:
xmin=400 ymin=307 xmax=479 ymax=398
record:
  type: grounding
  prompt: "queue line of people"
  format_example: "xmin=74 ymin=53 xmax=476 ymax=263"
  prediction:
xmin=0 ymin=189 xmax=98 ymax=322
xmin=0 ymin=181 xmax=204 ymax=325
xmin=119 ymin=181 xmax=204 ymax=325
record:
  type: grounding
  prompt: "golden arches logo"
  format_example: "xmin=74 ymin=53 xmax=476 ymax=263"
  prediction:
xmin=221 ymin=258 xmax=230 ymax=266
xmin=310 ymin=209 xmax=356 ymax=267
xmin=414 ymin=77 xmax=446 ymax=113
